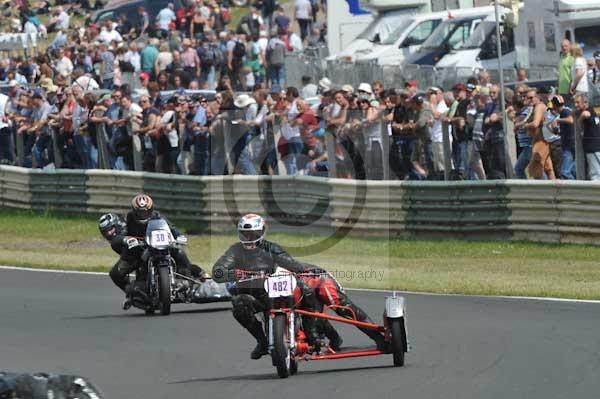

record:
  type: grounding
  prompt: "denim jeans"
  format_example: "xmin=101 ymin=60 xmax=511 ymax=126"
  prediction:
xmin=586 ymin=152 xmax=600 ymax=180
xmin=200 ymin=66 xmax=216 ymax=90
xmin=561 ymin=148 xmax=576 ymax=179
xmin=283 ymin=136 xmax=303 ymax=175
xmin=32 ymin=133 xmax=52 ymax=168
xmin=268 ymin=64 xmax=285 ymax=88
xmin=232 ymin=132 xmax=257 ymax=175
xmin=102 ymin=78 xmax=114 ymax=90
xmin=73 ymin=134 xmax=96 ymax=169
xmin=514 ymin=146 xmax=531 ymax=179
xmin=453 ymin=141 xmax=469 ymax=178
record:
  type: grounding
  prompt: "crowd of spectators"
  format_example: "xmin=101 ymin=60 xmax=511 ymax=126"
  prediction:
xmin=1 ymin=1 xmax=600 ymax=180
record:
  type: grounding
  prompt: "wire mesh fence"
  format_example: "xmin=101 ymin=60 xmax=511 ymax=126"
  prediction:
xmin=285 ymin=48 xmax=558 ymax=91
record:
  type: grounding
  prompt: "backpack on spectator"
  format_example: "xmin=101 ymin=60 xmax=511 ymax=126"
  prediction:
xmin=267 ymin=40 xmax=286 ymax=66
xmin=119 ymin=60 xmax=135 ymax=73
xmin=200 ymin=44 xmax=223 ymax=67
xmin=232 ymin=40 xmax=246 ymax=61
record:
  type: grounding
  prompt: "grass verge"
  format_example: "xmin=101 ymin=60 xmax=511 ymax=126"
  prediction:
xmin=1 ymin=208 xmax=600 ymax=300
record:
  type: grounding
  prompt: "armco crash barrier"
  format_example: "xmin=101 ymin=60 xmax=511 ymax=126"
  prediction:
xmin=2 ymin=165 xmax=600 ymax=244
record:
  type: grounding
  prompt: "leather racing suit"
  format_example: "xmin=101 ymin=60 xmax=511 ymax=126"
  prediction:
xmin=212 ymin=240 xmax=324 ymax=351
xmin=109 ymin=210 xmax=204 ymax=292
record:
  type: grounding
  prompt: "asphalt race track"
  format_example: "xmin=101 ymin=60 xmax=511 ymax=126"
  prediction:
xmin=1 ymin=268 xmax=600 ymax=399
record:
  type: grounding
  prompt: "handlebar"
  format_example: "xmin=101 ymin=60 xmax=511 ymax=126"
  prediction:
xmin=227 ymin=269 xmax=330 ymax=281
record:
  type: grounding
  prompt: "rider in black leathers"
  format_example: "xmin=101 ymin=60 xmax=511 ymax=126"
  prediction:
xmin=213 ymin=214 xmax=326 ymax=359
xmin=99 ymin=194 xmax=207 ymax=308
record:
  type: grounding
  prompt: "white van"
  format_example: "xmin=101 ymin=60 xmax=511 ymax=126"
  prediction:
xmin=329 ymin=8 xmax=420 ymax=62
xmin=432 ymin=1 xmax=600 ymax=72
xmin=376 ymin=6 xmax=494 ymax=66
xmin=327 ymin=0 xmax=433 ymax=60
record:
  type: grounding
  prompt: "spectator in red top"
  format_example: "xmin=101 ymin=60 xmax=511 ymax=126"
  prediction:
xmin=297 ymin=99 xmax=318 ymax=150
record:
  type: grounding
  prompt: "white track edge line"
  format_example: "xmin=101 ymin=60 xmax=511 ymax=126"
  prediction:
xmin=2 ymin=265 xmax=599 ymax=304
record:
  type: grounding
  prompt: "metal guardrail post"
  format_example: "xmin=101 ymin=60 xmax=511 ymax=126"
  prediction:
xmin=381 ymin=118 xmax=390 ymax=180
xmin=129 ymin=120 xmax=143 ymax=171
xmin=575 ymin=119 xmax=585 ymax=180
xmin=96 ymin=122 xmax=111 ymax=169
xmin=174 ymin=112 xmax=187 ymax=175
xmin=50 ymin=126 xmax=63 ymax=168
xmin=505 ymin=119 xmax=516 ymax=178
xmin=442 ymin=121 xmax=452 ymax=181
xmin=268 ymin=115 xmax=280 ymax=175
xmin=30 ymin=133 xmax=38 ymax=169
xmin=222 ymin=113 xmax=235 ymax=175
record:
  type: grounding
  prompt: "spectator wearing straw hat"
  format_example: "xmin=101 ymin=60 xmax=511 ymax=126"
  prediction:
xmin=233 ymin=93 xmax=258 ymax=175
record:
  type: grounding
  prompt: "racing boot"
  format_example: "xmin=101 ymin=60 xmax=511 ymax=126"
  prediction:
xmin=321 ymin=320 xmax=343 ymax=352
xmin=122 ymin=297 xmax=132 ymax=310
xmin=247 ymin=320 xmax=269 ymax=360
xmin=302 ymin=317 xmax=322 ymax=353
xmin=123 ymin=284 xmax=135 ymax=310
xmin=359 ymin=327 xmax=388 ymax=352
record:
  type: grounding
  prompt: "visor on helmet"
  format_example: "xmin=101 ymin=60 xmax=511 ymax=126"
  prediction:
xmin=101 ymin=226 xmax=117 ymax=238
xmin=238 ymin=229 xmax=263 ymax=243
xmin=134 ymin=208 xmax=152 ymax=221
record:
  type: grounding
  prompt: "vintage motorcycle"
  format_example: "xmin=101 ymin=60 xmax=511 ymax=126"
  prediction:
xmin=126 ymin=217 xmax=230 ymax=316
xmin=235 ymin=268 xmax=409 ymax=378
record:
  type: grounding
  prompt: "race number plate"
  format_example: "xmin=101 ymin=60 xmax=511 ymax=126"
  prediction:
xmin=265 ymin=274 xmax=294 ymax=298
xmin=150 ymin=230 xmax=170 ymax=246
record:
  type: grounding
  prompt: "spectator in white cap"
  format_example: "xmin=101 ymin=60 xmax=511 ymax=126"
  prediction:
xmin=357 ymin=82 xmax=374 ymax=100
xmin=342 ymin=84 xmax=354 ymax=95
xmin=301 ymin=76 xmax=318 ymax=98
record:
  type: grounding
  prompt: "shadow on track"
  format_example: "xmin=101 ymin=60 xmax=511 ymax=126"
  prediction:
xmin=64 ymin=306 xmax=231 ymax=320
xmin=169 ymin=365 xmax=396 ymax=384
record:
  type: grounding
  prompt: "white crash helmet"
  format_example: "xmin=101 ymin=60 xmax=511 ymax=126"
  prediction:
xmin=237 ymin=214 xmax=266 ymax=249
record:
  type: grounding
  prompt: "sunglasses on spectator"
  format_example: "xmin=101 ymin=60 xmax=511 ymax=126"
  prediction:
xmin=527 ymin=96 xmax=536 ymax=100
